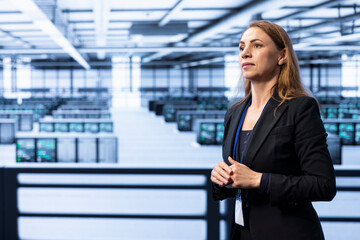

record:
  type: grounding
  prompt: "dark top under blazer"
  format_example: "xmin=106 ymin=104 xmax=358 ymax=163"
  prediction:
xmin=212 ymin=92 xmax=336 ymax=240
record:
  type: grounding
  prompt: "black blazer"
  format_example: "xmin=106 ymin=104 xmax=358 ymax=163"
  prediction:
xmin=212 ymin=92 xmax=336 ymax=240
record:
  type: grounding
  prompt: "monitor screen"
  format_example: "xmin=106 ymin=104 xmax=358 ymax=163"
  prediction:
xmin=178 ymin=114 xmax=192 ymax=131
xmin=199 ymin=123 xmax=216 ymax=144
xmin=99 ymin=123 xmax=113 ymax=133
xmin=40 ymin=123 xmax=54 ymax=132
xmin=326 ymin=108 xmax=338 ymax=119
xmin=16 ymin=139 xmax=35 ymax=162
xmin=84 ymin=123 xmax=99 ymax=133
xmin=355 ymin=123 xmax=360 ymax=145
xmin=37 ymin=138 xmax=56 ymax=162
xmin=164 ymin=108 xmax=176 ymax=122
xmin=216 ymin=123 xmax=225 ymax=144
xmin=101 ymin=114 xmax=111 ymax=119
xmin=324 ymin=123 xmax=338 ymax=135
xmin=54 ymin=123 xmax=69 ymax=132
xmin=69 ymin=123 xmax=84 ymax=132
xmin=339 ymin=123 xmax=355 ymax=145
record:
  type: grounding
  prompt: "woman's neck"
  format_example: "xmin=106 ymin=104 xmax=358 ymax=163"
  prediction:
xmin=250 ymin=79 xmax=276 ymax=110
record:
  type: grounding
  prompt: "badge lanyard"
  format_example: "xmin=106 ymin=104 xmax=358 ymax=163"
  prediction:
xmin=232 ymin=96 xmax=271 ymax=226
xmin=232 ymin=99 xmax=252 ymax=163
xmin=233 ymin=99 xmax=251 ymax=226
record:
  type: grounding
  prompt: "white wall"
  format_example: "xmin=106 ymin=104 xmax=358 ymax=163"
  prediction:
xmin=30 ymin=68 xmax=112 ymax=98
xmin=300 ymin=64 xmax=342 ymax=97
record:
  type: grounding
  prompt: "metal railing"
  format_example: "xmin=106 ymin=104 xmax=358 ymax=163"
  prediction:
xmin=1 ymin=167 xmax=360 ymax=240
xmin=0 ymin=166 xmax=220 ymax=240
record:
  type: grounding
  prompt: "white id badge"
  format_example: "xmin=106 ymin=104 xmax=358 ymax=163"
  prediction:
xmin=235 ymin=190 xmax=244 ymax=226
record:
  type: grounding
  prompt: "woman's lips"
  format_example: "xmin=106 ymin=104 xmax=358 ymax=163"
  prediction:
xmin=242 ymin=62 xmax=254 ymax=68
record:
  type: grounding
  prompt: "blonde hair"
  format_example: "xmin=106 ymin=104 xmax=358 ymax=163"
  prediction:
xmin=238 ymin=20 xmax=311 ymax=108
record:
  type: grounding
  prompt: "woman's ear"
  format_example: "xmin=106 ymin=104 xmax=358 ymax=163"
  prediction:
xmin=278 ymin=48 xmax=286 ymax=66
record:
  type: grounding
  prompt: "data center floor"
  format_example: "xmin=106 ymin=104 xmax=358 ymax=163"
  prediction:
xmin=112 ymin=106 xmax=222 ymax=168
xmin=1 ymin=106 xmax=360 ymax=240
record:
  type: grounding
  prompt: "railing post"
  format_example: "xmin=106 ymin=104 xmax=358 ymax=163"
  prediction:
xmin=0 ymin=167 xmax=4 ymax=240
xmin=3 ymin=168 xmax=19 ymax=240
xmin=206 ymin=174 xmax=220 ymax=240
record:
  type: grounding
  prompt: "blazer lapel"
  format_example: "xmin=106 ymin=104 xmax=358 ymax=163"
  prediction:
xmin=244 ymin=94 xmax=288 ymax=167
xmin=223 ymin=96 xmax=252 ymax=165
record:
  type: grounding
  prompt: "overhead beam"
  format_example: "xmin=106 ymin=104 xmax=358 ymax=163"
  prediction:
xmin=159 ymin=0 xmax=185 ymax=27
xmin=0 ymin=46 xmax=236 ymax=55
xmin=93 ymin=0 xmax=110 ymax=59
xmin=1 ymin=45 xmax=360 ymax=55
xmin=288 ymin=11 xmax=360 ymax=35
xmin=294 ymin=32 xmax=360 ymax=48
xmin=142 ymin=51 xmax=173 ymax=63
xmin=294 ymin=45 xmax=360 ymax=51
xmin=272 ymin=0 xmax=342 ymax=21
xmin=9 ymin=0 xmax=90 ymax=69
xmin=185 ymin=0 xmax=293 ymax=44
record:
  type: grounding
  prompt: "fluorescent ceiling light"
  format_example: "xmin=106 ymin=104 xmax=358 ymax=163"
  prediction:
xmin=170 ymin=34 xmax=187 ymax=42
xmin=142 ymin=50 xmax=172 ymax=63
xmin=159 ymin=0 xmax=186 ymax=27
xmin=9 ymin=0 xmax=90 ymax=69
xmin=93 ymin=0 xmax=110 ymax=60
xmin=294 ymin=45 xmax=360 ymax=51
xmin=178 ymin=57 xmax=224 ymax=68
xmin=0 ymin=46 xmax=237 ymax=54
xmin=294 ymin=32 xmax=360 ymax=49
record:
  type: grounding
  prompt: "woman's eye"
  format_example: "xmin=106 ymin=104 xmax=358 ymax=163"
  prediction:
xmin=239 ymin=47 xmax=244 ymax=52
xmin=254 ymin=44 xmax=261 ymax=48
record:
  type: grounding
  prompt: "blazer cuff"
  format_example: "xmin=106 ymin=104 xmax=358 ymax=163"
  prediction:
xmin=259 ymin=173 xmax=271 ymax=195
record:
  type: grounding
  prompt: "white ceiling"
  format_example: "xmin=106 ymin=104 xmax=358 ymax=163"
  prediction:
xmin=0 ymin=0 xmax=358 ymax=68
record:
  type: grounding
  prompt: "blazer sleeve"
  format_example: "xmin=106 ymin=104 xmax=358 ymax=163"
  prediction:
xmin=212 ymin=107 xmax=237 ymax=201
xmin=269 ymin=97 xmax=336 ymax=203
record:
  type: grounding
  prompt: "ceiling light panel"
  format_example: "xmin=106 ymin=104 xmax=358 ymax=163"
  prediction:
xmin=187 ymin=21 xmax=209 ymax=29
xmin=0 ymin=3 xmax=18 ymax=11
xmin=284 ymin=0 xmax=331 ymax=7
xmin=76 ymin=30 xmax=95 ymax=35
xmin=173 ymin=10 xmax=228 ymax=20
xmin=262 ymin=8 xmax=299 ymax=19
xmin=184 ymin=0 xmax=250 ymax=8
xmin=0 ymin=23 xmax=36 ymax=31
xmin=107 ymin=22 xmax=132 ymax=28
xmin=107 ymin=35 xmax=129 ymax=40
xmin=0 ymin=13 xmax=32 ymax=22
xmin=67 ymin=12 xmax=94 ymax=22
xmin=109 ymin=11 xmax=165 ymax=21
xmin=70 ymin=23 xmax=95 ymax=29
xmin=108 ymin=30 xmax=129 ymax=35
xmin=298 ymin=8 xmax=355 ymax=18
xmin=110 ymin=0 xmax=179 ymax=9
xmin=56 ymin=0 xmax=92 ymax=10
xmin=275 ymin=19 xmax=324 ymax=28
xmin=11 ymin=31 xmax=47 ymax=37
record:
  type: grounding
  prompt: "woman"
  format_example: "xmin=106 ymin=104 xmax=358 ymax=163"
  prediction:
xmin=210 ymin=20 xmax=336 ymax=240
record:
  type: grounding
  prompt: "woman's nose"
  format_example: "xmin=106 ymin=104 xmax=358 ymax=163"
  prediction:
xmin=241 ymin=47 xmax=250 ymax=58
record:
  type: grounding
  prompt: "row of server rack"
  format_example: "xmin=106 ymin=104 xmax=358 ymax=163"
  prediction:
xmin=0 ymin=97 xmax=118 ymax=164
xmin=148 ymin=96 xmax=344 ymax=165
xmin=148 ymin=96 xmax=227 ymax=145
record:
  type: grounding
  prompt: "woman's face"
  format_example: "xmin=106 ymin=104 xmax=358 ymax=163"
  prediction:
xmin=239 ymin=27 xmax=284 ymax=82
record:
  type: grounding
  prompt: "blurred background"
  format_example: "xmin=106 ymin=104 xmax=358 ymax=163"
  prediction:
xmin=0 ymin=0 xmax=360 ymax=239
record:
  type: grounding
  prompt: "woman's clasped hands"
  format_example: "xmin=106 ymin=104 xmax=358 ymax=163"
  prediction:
xmin=211 ymin=156 xmax=262 ymax=189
